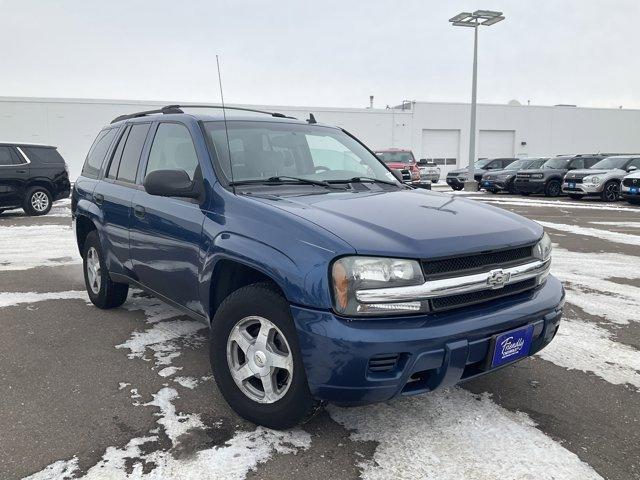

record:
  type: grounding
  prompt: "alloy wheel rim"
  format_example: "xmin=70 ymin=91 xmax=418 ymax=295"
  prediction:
xmin=31 ymin=191 xmax=49 ymax=212
xmin=226 ymin=316 xmax=294 ymax=404
xmin=86 ymin=247 xmax=101 ymax=294
xmin=550 ymin=183 xmax=560 ymax=196
xmin=606 ymin=183 xmax=619 ymax=201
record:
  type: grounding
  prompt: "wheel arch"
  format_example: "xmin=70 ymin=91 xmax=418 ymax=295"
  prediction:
xmin=75 ymin=214 xmax=98 ymax=256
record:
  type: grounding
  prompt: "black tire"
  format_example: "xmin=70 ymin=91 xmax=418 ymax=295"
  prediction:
xmin=568 ymin=194 xmax=584 ymax=200
xmin=23 ymin=186 xmax=52 ymax=216
xmin=489 ymin=189 xmax=499 ymax=194
xmin=452 ymin=186 xmax=463 ymax=191
xmin=0 ymin=209 xmax=4 ymax=216
xmin=544 ymin=179 xmax=561 ymax=197
xmin=431 ymin=179 xmax=438 ymax=184
xmin=520 ymin=192 xmax=531 ymax=196
xmin=601 ymin=181 xmax=620 ymax=202
xmin=83 ymin=231 xmax=129 ymax=309
xmin=210 ymin=282 xmax=317 ymax=429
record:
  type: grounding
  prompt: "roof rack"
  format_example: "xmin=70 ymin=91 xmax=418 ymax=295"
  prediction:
xmin=110 ymin=104 xmax=296 ymax=124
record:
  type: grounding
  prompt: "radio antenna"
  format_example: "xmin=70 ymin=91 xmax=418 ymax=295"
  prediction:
xmin=216 ymin=55 xmax=235 ymax=192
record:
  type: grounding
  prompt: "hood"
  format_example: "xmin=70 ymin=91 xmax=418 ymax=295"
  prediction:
xmin=484 ymin=168 xmax=516 ymax=177
xmin=518 ymin=168 xmax=561 ymax=175
xmin=448 ymin=167 xmax=486 ymax=176
xmin=567 ymin=169 xmax=616 ymax=176
xmin=249 ymin=189 xmax=542 ymax=258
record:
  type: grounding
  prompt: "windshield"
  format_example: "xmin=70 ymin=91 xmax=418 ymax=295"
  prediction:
xmin=591 ymin=157 xmax=631 ymax=170
xmin=504 ymin=159 xmax=529 ymax=170
xmin=543 ymin=157 xmax=572 ymax=169
xmin=205 ymin=121 xmax=396 ymax=184
xmin=474 ymin=159 xmax=492 ymax=169
xmin=375 ymin=151 xmax=415 ymax=164
xmin=529 ymin=158 xmax=547 ymax=169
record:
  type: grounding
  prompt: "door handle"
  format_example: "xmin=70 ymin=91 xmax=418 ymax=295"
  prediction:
xmin=93 ymin=193 xmax=104 ymax=205
xmin=134 ymin=205 xmax=146 ymax=219
xmin=16 ymin=169 xmax=27 ymax=174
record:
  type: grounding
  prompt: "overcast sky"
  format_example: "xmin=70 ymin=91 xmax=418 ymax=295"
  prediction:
xmin=2 ymin=0 xmax=639 ymax=109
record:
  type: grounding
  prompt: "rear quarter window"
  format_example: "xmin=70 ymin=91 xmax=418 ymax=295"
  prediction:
xmin=82 ymin=128 xmax=118 ymax=178
xmin=22 ymin=146 xmax=65 ymax=164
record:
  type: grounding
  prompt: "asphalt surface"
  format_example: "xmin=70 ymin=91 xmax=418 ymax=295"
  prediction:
xmin=1 ymin=190 xmax=639 ymax=480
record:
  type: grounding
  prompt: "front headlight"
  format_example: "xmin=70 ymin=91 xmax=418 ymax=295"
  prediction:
xmin=331 ymin=256 xmax=427 ymax=316
xmin=533 ymin=232 xmax=552 ymax=284
xmin=583 ymin=175 xmax=600 ymax=184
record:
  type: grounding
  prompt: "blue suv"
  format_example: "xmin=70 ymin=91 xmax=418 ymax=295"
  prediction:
xmin=72 ymin=105 xmax=564 ymax=429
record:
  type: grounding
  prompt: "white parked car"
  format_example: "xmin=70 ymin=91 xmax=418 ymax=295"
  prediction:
xmin=417 ymin=159 xmax=440 ymax=183
xmin=621 ymin=170 xmax=640 ymax=205
xmin=562 ymin=155 xmax=640 ymax=201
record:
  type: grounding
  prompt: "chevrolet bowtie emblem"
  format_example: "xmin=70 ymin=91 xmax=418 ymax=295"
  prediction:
xmin=487 ymin=269 xmax=511 ymax=289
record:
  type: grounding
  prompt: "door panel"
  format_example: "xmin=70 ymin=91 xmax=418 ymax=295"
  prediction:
xmin=129 ymin=193 xmax=204 ymax=313
xmin=0 ymin=147 xmax=29 ymax=208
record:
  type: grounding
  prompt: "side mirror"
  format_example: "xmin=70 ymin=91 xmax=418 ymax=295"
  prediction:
xmin=418 ymin=158 xmax=428 ymax=165
xmin=391 ymin=169 xmax=405 ymax=182
xmin=628 ymin=165 xmax=638 ymax=172
xmin=144 ymin=169 xmax=199 ymax=199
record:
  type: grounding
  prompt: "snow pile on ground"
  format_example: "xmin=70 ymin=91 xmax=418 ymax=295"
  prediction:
xmin=0 ymin=224 xmax=80 ymax=271
xmin=0 ymin=290 xmax=88 ymax=308
xmin=329 ymin=388 xmax=602 ymax=480
xmin=539 ymin=221 xmax=640 ymax=246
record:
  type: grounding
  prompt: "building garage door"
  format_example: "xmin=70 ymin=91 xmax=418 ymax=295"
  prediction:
xmin=421 ymin=129 xmax=460 ymax=180
xmin=478 ymin=130 xmax=515 ymax=159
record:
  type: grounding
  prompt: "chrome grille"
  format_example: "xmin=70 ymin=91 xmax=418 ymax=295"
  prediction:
xmin=430 ymin=278 xmax=536 ymax=312
xmin=422 ymin=245 xmax=534 ymax=278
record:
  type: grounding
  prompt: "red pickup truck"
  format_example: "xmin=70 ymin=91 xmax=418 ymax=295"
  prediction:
xmin=374 ymin=148 xmax=421 ymax=186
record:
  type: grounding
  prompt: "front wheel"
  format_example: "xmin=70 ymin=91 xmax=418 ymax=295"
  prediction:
xmin=210 ymin=282 xmax=316 ymax=429
xmin=544 ymin=180 xmax=561 ymax=197
xmin=601 ymin=181 xmax=620 ymax=202
xmin=83 ymin=231 xmax=129 ymax=309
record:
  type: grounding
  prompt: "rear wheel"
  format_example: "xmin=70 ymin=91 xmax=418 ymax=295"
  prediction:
xmin=83 ymin=231 xmax=129 ymax=309
xmin=601 ymin=181 xmax=620 ymax=202
xmin=23 ymin=187 xmax=52 ymax=216
xmin=568 ymin=194 xmax=584 ymax=200
xmin=210 ymin=282 xmax=316 ymax=429
xmin=544 ymin=179 xmax=561 ymax=197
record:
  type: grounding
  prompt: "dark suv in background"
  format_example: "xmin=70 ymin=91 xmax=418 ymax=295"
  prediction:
xmin=0 ymin=142 xmax=71 ymax=216
xmin=481 ymin=157 xmax=548 ymax=194
xmin=446 ymin=158 xmax=517 ymax=190
xmin=514 ymin=154 xmax=604 ymax=197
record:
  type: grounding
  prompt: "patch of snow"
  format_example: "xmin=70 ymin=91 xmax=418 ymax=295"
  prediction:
xmin=590 ymin=221 xmax=640 ymax=228
xmin=551 ymin=246 xmax=640 ymax=325
xmin=124 ymin=293 xmax=184 ymax=324
xmin=540 ymin=221 xmax=640 ymax=246
xmin=23 ymin=457 xmax=79 ymax=480
xmin=479 ymin=198 xmax=634 ymax=211
xmin=538 ymin=319 xmax=640 ymax=391
xmin=329 ymin=388 xmax=602 ymax=480
xmin=174 ymin=376 xmax=199 ymax=389
xmin=158 ymin=366 xmax=182 ymax=377
xmin=0 ymin=290 xmax=88 ymax=308
xmin=28 ymin=387 xmax=311 ymax=480
xmin=0 ymin=224 xmax=80 ymax=271
xmin=118 ymin=382 xmax=130 ymax=390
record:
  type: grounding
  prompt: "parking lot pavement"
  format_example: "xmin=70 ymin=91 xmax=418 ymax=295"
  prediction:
xmin=1 ymin=194 xmax=639 ymax=480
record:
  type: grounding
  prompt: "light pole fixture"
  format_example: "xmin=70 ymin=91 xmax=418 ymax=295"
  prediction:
xmin=449 ymin=10 xmax=505 ymax=191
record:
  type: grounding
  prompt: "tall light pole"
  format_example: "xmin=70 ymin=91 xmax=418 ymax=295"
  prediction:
xmin=449 ymin=10 xmax=505 ymax=191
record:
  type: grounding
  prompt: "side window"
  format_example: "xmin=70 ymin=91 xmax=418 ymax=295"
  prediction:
xmin=628 ymin=158 xmax=640 ymax=169
xmin=107 ymin=127 xmax=130 ymax=179
xmin=115 ymin=123 xmax=151 ymax=183
xmin=146 ymin=123 xmax=199 ymax=180
xmin=0 ymin=146 xmax=13 ymax=166
xmin=82 ymin=129 xmax=118 ymax=178
xmin=22 ymin=147 xmax=64 ymax=164
xmin=11 ymin=148 xmax=26 ymax=165
xmin=570 ymin=158 xmax=585 ymax=169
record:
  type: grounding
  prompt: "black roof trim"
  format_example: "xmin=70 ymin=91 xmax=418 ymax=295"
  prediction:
xmin=110 ymin=104 xmax=296 ymax=124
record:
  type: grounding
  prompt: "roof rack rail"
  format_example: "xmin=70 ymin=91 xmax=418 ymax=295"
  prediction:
xmin=110 ymin=104 xmax=296 ymax=124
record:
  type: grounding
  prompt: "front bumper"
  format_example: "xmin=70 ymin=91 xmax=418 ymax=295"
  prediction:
xmin=621 ymin=184 xmax=640 ymax=199
xmin=446 ymin=177 xmax=465 ymax=188
xmin=420 ymin=172 xmax=440 ymax=182
xmin=514 ymin=178 xmax=545 ymax=194
xmin=562 ymin=182 xmax=602 ymax=194
xmin=481 ymin=179 xmax=507 ymax=191
xmin=292 ymin=275 xmax=564 ymax=405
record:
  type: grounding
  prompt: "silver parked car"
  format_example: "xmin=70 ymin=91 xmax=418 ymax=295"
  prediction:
xmin=562 ymin=155 xmax=640 ymax=201
xmin=417 ymin=159 xmax=440 ymax=183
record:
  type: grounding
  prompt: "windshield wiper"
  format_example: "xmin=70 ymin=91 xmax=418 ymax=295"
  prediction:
xmin=328 ymin=176 xmax=399 ymax=186
xmin=230 ymin=176 xmax=342 ymax=189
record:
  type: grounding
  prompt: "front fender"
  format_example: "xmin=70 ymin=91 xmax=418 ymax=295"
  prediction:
xmin=200 ymin=229 xmax=335 ymax=318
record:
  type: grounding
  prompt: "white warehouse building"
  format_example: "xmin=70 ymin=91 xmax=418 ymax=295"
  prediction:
xmin=1 ymin=96 xmax=639 ymax=179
